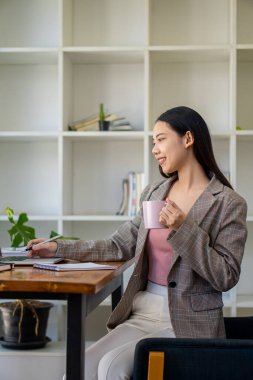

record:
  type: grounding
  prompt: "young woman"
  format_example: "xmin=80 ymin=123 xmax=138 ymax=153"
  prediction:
xmin=27 ymin=106 xmax=248 ymax=380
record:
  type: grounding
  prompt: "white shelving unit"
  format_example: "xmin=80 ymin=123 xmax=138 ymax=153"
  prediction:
xmin=0 ymin=0 xmax=253 ymax=320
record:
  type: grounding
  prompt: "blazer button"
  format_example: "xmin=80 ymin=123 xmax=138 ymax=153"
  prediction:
xmin=168 ymin=281 xmax=177 ymax=288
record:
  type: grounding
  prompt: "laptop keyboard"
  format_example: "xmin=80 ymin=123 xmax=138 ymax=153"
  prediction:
xmin=0 ymin=256 xmax=27 ymax=261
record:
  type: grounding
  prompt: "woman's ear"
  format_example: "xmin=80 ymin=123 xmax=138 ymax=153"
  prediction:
xmin=184 ymin=131 xmax=194 ymax=148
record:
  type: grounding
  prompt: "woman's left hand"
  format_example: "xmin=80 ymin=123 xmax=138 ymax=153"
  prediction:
xmin=159 ymin=199 xmax=186 ymax=230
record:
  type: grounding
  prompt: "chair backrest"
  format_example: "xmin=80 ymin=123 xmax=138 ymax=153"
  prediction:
xmin=224 ymin=316 xmax=253 ymax=339
xmin=133 ymin=337 xmax=253 ymax=380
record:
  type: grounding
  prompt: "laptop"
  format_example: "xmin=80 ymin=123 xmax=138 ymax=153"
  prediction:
xmin=0 ymin=247 xmax=63 ymax=266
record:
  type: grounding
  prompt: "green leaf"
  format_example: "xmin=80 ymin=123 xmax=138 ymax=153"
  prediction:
xmin=12 ymin=233 xmax=23 ymax=247
xmin=5 ymin=208 xmax=36 ymax=247
xmin=17 ymin=213 xmax=29 ymax=225
xmin=20 ymin=226 xmax=36 ymax=245
xmin=8 ymin=225 xmax=17 ymax=238
xmin=5 ymin=207 xmax=15 ymax=224
xmin=23 ymin=225 xmax=35 ymax=234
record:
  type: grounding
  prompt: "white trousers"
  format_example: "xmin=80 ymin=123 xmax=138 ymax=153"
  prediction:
xmin=85 ymin=281 xmax=175 ymax=380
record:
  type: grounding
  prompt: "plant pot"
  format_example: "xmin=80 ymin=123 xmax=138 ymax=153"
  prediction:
xmin=99 ymin=120 xmax=110 ymax=131
xmin=0 ymin=300 xmax=53 ymax=349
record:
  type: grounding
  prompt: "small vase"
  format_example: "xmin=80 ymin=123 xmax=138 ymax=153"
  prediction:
xmin=99 ymin=120 xmax=110 ymax=131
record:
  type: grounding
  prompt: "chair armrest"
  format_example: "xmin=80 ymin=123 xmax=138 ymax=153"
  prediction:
xmin=148 ymin=351 xmax=164 ymax=380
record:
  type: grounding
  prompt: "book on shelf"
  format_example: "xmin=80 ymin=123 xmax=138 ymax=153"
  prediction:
xmin=68 ymin=113 xmax=101 ymax=131
xmin=0 ymin=263 xmax=14 ymax=272
xmin=116 ymin=171 xmax=144 ymax=216
xmin=109 ymin=117 xmax=134 ymax=131
xmin=116 ymin=178 xmax=129 ymax=216
xmin=33 ymin=262 xmax=117 ymax=271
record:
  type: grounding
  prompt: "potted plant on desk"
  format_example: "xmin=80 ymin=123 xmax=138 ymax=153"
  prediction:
xmin=0 ymin=207 xmax=53 ymax=349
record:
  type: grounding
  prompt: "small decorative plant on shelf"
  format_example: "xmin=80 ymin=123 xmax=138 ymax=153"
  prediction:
xmin=99 ymin=102 xmax=110 ymax=131
xmin=0 ymin=208 xmax=53 ymax=349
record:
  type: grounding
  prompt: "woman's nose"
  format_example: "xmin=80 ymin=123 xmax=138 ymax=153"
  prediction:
xmin=152 ymin=144 xmax=158 ymax=155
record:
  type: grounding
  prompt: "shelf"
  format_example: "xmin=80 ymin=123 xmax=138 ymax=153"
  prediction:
xmin=236 ymin=132 xmax=253 ymax=140
xmin=0 ymin=0 xmax=58 ymax=48
xmin=0 ymin=132 xmax=59 ymax=142
xmin=62 ymin=138 xmax=144 ymax=216
xmin=236 ymin=49 xmax=253 ymax=131
xmin=237 ymin=223 xmax=253 ymax=298
xmin=0 ymin=215 xmax=59 ymax=222
xmin=236 ymin=140 xmax=253 ymax=214
xmin=149 ymin=0 xmax=230 ymax=46
xmin=63 ymin=131 xmax=145 ymax=141
xmin=63 ymin=48 xmax=145 ymax=63
xmin=149 ymin=50 xmax=230 ymax=133
xmin=63 ymin=53 xmax=144 ymax=132
xmin=62 ymin=0 xmax=147 ymax=47
xmin=236 ymin=295 xmax=253 ymax=308
xmin=0 ymin=49 xmax=58 ymax=64
xmin=0 ymin=140 xmax=59 ymax=216
xmin=237 ymin=47 xmax=253 ymax=60
xmin=0 ymin=62 xmax=58 ymax=132
xmin=63 ymin=215 xmax=132 ymax=222
xmin=236 ymin=131 xmax=253 ymax=135
xmin=237 ymin=0 xmax=253 ymax=44
xmin=149 ymin=47 xmax=230 ymax=61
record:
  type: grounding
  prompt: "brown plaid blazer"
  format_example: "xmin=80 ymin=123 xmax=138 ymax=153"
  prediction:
xmin=57 ymin=174 xmax=247 ymax=338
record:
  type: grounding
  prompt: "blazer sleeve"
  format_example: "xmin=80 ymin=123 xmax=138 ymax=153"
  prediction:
xmin=168 ymin=195 xmax=248 ymax=292
xmin=55 ymin=184 xmax=153 ymax=262
xmin=55 ymin=216 xmax=141 ymax=262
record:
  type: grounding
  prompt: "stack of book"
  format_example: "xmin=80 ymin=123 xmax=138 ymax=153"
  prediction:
xmin=117 ymin=171 xmax=145 ymax=216
xmin=68 ymin=113 xmax=134 ymax=132
xmin=109 ymin=117 xmax=133 ymax=131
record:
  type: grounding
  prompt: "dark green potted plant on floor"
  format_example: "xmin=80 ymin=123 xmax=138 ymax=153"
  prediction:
xmin=0 ymin=208 xmax=53 ymax=349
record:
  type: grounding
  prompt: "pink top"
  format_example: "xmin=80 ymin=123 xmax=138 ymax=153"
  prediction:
xmin=146 ymin=228 xmax=173 ymax=286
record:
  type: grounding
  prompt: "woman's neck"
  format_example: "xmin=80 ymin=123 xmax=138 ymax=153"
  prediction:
xmin=176 ymin=161 xmax=210 ymax=193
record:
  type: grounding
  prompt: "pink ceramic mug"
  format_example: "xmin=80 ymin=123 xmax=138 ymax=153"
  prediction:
xmin=142 ymin=200 xmax=166 ymax=229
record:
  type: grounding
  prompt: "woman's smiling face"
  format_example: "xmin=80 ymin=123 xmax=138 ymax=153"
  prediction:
xmin=152 ymin=121 xmax=189 ymax=175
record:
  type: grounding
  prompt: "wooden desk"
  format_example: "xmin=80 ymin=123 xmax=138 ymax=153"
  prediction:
xmin=0 ymin=260 xmax=133 ymax=380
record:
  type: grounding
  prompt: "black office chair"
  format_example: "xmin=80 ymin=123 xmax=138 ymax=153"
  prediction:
xmin=133 ymin=316 xmax=253 ymax=380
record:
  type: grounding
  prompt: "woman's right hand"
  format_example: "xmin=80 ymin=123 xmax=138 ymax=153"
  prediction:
xmin=26 ymin=238 xmax=57 ymax=258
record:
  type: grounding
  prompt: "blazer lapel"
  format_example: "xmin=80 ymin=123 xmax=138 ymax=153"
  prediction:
xmin=188 ymin=175 xmax=223 ymax=226
xmin=170 ymin=175 xmax=224 ymax=267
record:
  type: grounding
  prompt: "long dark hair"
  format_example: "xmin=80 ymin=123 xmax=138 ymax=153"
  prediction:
xmin=156 ymin=106 xmax=233 ymax=189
